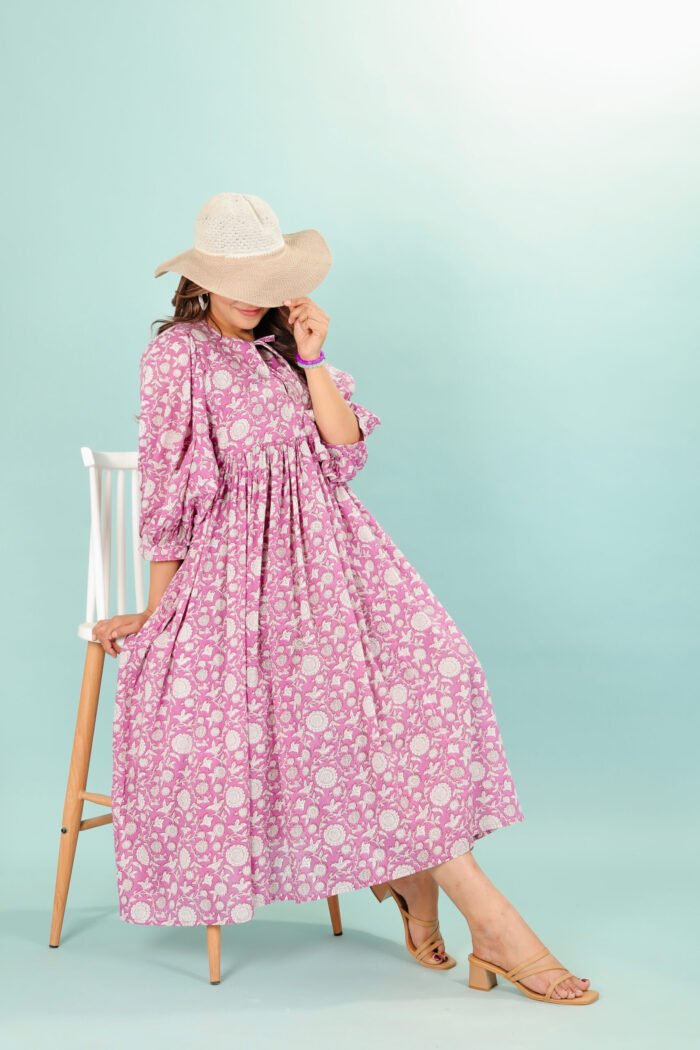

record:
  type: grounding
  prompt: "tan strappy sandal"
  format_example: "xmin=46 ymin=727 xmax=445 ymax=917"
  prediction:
xmin=468 ymin=946 xmax=599 ymax=1004
xmin=370 ymin=881 xmax=457 ymax=970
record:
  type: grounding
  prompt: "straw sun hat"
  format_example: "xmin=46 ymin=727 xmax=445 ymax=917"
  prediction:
xmin=153 ymin=192 xmax=333 ymax=308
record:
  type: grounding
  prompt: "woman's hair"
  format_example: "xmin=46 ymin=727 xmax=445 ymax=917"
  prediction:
xmin=152 ymin=276 xmax=308 ymax=385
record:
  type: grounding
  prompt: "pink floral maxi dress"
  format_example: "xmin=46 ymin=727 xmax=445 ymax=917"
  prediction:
xmin=112 ymin=319 xmax=525 ymax=927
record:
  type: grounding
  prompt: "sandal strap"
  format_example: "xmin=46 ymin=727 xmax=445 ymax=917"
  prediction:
xmin=505 ymin=947 xmax=553 ymax=982
xmin=414 ymin=930 xmax=446 ymax=962
xmin=545 ymin=969 xmax=575 ymax=1000
xmin=510 ymin=952 xmax=576 ymax=999
xmin=387 ymin=886 xmax=448 ymax=962
xmin=404 ymin=911 xmax=441 ymax=928
xmin=390 ymin=888 xmax=441 ymax=928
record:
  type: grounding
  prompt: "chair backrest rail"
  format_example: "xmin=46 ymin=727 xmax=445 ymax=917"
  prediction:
xmin=80 ymin=447 xmax=145 ymax=630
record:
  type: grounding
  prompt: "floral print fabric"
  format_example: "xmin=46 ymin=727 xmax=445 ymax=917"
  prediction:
xmin=112 ymin=319 xmax=525 ymax=927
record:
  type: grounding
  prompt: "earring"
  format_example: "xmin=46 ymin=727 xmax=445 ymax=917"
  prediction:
xmin=198 ymin=292 xmax=209 ymax=311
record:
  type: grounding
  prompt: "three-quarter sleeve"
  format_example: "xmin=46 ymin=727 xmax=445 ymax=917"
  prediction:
xmin=136 ymin=327 xmax=221 ymax=561
xmin=311 ymin=364 xmax=382 ymax=487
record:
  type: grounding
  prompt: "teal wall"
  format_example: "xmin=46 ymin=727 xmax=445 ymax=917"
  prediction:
xmin=1 ymin=2 xmax=698 ymax=1047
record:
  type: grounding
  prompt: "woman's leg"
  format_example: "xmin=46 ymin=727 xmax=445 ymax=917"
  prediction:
xmin=424 ymin=850 xmax=591 ymax=999
xmin=384 ymin=869 xmax=451 ymax=964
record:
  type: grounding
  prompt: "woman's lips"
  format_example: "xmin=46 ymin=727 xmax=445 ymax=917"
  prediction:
xmin=238 ymin=308 xmax=262 ymax=316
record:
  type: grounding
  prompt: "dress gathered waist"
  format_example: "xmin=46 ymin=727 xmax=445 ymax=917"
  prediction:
xmin=216 ymin=430 xmax=324 ymax=477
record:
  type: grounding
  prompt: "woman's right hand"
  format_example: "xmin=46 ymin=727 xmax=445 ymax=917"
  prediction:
xmin=92 ymin=609 xmax=153 ymax=658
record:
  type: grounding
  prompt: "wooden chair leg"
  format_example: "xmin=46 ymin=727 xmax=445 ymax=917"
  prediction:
xmin=49 ymin=641 xmax=107 ymax=948
xmin=327 ymin=894 xmax=343 ymax=935
xmin=207 ymin=924 xmax=221 ymax=984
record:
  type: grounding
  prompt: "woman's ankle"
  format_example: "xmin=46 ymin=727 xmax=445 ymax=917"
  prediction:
xmin=466 ymin=899 xmax=516 ymax=943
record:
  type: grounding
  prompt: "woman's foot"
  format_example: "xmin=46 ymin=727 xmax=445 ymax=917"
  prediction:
xmin=429 ymin=852 xmax=592 ymax=999
xmin=386 ymin=870 xmax=451 ymax=965
xmin=470 ymin=901 xmax=591 ymax=999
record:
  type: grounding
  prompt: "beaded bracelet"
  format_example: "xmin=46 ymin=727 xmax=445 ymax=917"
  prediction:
xmin=295 ymin=349 xmax=326 ymax=368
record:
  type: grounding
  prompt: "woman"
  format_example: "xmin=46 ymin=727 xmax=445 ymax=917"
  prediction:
xmin=93 ymin=192 xmax=598 ymax=1005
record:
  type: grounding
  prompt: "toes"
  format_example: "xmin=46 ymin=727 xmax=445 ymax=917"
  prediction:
xmin=554 ymin=980 xmax=575 ymax=999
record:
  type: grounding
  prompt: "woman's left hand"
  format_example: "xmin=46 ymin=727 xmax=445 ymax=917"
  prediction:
xmin=283 ymin=297 xmax=329 ymax=360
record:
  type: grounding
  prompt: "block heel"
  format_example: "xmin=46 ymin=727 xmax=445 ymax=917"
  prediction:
xmin=469 ymin=958 xmax=498 ymax=990
xmin=370 ymin=881 xmax=391 ymax=903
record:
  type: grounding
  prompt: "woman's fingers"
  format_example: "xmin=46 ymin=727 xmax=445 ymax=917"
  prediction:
xmin=92 ymin=617 xmax=129 ymax=657
xmin=102 ymin=625 xmax=119 ymax=656
xmin=284 ymin=297 xmax=328 ymax=325
xmin=293 ymin=308 xmax=326 ymax=327
xmin=289 ymin=305 xmax=329 ymax=340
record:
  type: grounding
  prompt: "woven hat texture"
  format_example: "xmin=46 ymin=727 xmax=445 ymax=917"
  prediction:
xmin=154 ymin=192 xmax=332 ymax=307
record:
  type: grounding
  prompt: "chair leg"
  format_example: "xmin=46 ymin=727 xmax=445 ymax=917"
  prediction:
xmin=327 ymin=894 xmax=343 ymax=935
xmin=207 ymin=925 xmax=221 ymax=984
xmin=49 ymin=641 xmax=106 ymax=948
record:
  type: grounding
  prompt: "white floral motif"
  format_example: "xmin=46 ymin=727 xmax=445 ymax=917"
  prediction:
xmin=438 ymin=657 xmax=461 ymax=678
xmin=213 ymin=370 xmax=232 ymax=389
xmin=226 ymin=786 xmax=245 ymax=807
xmin=430 ymin=783 xmax=452 ymax=806
xmin=230 ymin=419 xmax=250 ymax=440
xmin=410 ymin=734 xmax=430 ymax=755
xmin=302 ymin=654 xmax=320 ymax=675
xmin=306 ymin=711 xmax=328 ymax=731
xmin=225 ymin=845 xmax=249 ymax=867
xmin=324 ymin=824 xmax=345 ymax=845
xmin=316 ymin=767 xmax=338 ymax=787
xmin=389 ymin=684 xmax=408 ymax=704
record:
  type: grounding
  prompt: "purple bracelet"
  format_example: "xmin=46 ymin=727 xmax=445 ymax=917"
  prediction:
xmin=296 ymin=349 xmax=326 ymax=368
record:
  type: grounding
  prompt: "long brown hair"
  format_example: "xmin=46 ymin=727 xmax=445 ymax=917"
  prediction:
xmin=152 ymin=277 xmax=309 ymax=386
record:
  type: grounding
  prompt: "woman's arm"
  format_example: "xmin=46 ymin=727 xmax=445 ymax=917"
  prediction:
xmin=284 ymin=296 xmax=363 ymax=445
xmin=92 ymin=556 xmax=183 ymax=658
xmin=147 ymin=559 xmax=183 ymax=613
xmin=306 ymin=365 xmax=364 ymax=445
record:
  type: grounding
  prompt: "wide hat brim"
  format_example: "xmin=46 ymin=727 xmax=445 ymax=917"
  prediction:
xmin=154 ymin=228 xmax=332 ymax=307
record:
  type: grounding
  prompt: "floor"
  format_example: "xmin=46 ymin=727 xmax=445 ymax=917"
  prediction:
xmin=2 ymin=811 xmax=697 ymax=1050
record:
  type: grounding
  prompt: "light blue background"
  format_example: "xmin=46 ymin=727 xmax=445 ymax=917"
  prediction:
xmin=1 ymin=1 xmax=698 ymax=1047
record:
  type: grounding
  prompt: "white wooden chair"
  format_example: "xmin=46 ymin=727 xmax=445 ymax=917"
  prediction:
xmin=48 ymin=446 xmax=344 ymax=983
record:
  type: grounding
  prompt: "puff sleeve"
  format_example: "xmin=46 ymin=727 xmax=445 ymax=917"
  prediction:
xmin=136 ymin=327 xmax=221 ymax=561
xmin=311 ymin=364 xmax=382 ymax=487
